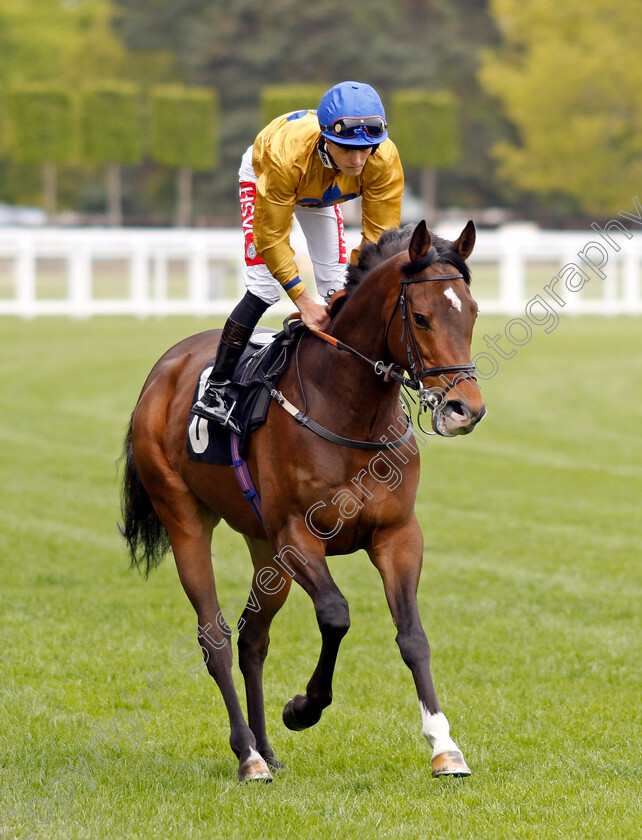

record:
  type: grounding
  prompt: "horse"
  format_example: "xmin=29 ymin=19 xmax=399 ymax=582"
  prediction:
xmin=120 ymin=220 xmax=486 ymax=782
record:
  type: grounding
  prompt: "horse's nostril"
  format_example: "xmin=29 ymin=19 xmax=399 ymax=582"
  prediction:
xmin=447 ymin=401 xmax=466 ymax=418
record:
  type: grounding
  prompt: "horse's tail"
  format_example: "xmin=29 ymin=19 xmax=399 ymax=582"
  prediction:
xmin=119 ymin=413 xmax=170 ymax=577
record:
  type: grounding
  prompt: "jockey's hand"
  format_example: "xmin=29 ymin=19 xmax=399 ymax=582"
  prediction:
xmin=295 ymin=290 xmax=331 ymax=331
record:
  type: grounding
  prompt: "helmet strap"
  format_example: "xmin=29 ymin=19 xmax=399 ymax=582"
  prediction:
xmin=317 ymin=138 xmax=338 ymax=170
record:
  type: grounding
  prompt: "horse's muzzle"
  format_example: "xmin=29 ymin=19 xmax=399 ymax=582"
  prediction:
xmin=432 ymin=400 xmax=487 ymax=437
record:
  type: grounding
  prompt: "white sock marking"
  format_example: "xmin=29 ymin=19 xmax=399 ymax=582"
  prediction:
xmin=444 ymin=287 xmax=462 ymax=311
xmin=419 ymin=705 xmax=459 ymax=757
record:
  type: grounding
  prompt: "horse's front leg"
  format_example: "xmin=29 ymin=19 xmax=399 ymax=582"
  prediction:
xmin=369 ymin=515 xmax=471 ymax=777
xmin=272 ymin=525 xmax=351 ymax=731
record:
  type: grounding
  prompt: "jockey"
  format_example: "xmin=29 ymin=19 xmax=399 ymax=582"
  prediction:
xmin=192 ymin=80 xmax=404 ymax=430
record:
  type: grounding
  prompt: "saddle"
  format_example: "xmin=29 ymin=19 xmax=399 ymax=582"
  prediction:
xmin=186 ymin=320 xmax=306 ymax=465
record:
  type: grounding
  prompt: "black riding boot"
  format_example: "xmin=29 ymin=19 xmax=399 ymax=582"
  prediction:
xmin=191 ymin=292 xmax=270 ymax=431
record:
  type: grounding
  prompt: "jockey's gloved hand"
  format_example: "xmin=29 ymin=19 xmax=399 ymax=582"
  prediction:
xmin=296 ymin=289 xmax=331 ymax=331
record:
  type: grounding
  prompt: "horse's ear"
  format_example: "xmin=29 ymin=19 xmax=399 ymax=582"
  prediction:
xmin=409 ymin=220 xmax=432 ymax=262
xmin=454 ymin=220 xmax=476 ymax=259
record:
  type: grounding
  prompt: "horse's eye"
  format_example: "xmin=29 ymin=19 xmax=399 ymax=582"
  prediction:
xmin=413 ymin=312 xmax=430 ymax=329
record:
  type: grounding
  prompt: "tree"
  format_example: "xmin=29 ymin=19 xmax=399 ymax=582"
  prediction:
xmin=80 ymin=84 xmax=144 ymax=225
xmin=0 ymin=1 xmax=176 ymax=213
xmin=5 ymin=86 xmax=77 ymax=215
xmin=479 ymin=0 xmax=642 ymax=215
xmin=391 ymin=90 xmax=460 ymax=220
xmin=261 ymin=85 xmax=329 ymax=127
xmin=149 ymin=86 xmax=219 ymax=226
xmin=0 ymin=1 xmax=127 ymax=87
xmin=113 ymin=0 xmax=502 ymax=219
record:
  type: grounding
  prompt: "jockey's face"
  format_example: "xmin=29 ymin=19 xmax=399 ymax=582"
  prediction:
xmin=326 ymin=139 xmax=373 ymax=176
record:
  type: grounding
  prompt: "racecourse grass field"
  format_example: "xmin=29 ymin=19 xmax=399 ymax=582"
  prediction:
xmin=0 ymin=315 xmax=640 ymax=839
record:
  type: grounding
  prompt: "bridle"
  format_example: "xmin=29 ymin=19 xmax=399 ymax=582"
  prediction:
xmin=310 ymin=269 xmax=477 ymax=403
xmin=388 ymin=270 xmax=477 ymax=410
xmin=268 ymin=265 xmax=478 ymax=448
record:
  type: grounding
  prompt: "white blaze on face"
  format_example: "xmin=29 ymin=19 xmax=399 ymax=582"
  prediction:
xmin=444 ymin=287 xmax=462 ymax=311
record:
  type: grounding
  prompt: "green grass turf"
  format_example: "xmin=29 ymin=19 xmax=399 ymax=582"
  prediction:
xmin=0 ymin=315 xmax=640 ymax=839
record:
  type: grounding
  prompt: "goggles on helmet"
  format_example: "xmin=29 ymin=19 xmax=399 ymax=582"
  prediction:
xmin=320 ymin=116 xmax=387 ymax=140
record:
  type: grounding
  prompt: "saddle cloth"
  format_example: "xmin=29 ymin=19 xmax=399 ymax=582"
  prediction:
xmin=186 ymin=323 xmax=303 ymax=465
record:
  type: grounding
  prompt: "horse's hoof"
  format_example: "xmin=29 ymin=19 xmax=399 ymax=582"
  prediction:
xmin=431 ymin=750 xmax=471 ymax=777
xmin=238 ymin=751 xmax=273 ymax=783
xmin=282 ymin=698 xmax=306 ymax=731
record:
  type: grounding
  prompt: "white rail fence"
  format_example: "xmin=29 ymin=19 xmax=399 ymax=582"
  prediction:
xmin=0 ymin=225 xmax=641 ymax=317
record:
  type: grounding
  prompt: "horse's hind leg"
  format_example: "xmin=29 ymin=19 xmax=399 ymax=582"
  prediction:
xmin=369 ymin=515 xmax=471 ymax=777
xmin=237 ymin=536 xmax=292 ymax=769
xmin=161 ymin=502 xmax=272 ymax=782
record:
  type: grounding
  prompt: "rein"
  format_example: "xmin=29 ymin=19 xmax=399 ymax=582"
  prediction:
xmin=309 ymin=321 xmax=474 ymax=387
xmin=308 ymin=326 xmax=406 ymax=385
xmin=263 ymin=320 xmax=414 ymax=451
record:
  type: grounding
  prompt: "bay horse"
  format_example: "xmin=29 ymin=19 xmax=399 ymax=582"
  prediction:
xmin=120 ymin=220 xmax=486 ymax=782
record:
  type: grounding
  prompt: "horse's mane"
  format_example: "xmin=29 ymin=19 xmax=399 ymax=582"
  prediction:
xmin=343 ymin=224 xmax=471 ymax=303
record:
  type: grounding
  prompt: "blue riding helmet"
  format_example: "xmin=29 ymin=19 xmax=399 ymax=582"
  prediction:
xmin=318 ymin=81 xmax=388 ymax=147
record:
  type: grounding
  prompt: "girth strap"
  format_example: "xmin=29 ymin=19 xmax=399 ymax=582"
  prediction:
xmin=230 ymin=432 xmax=263 ymax=522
